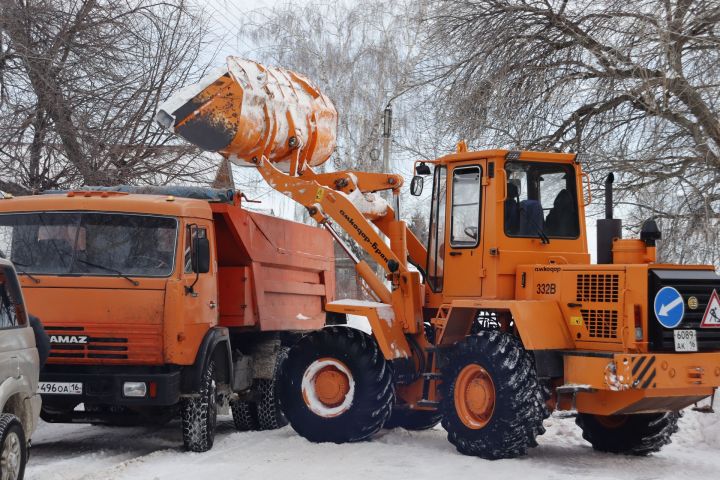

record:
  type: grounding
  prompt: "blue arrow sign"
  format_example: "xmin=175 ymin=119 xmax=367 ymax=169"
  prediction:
xmin=654 ymin=286 xmax=685 ymax=329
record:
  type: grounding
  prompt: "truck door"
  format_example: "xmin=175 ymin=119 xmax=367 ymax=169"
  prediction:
xmin=442 ymin=163 xmax=484 ymax=297
xmin=182 ymin=223 xmax=218 ymax=328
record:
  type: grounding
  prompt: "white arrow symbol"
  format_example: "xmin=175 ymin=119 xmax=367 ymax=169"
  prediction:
xmin=659 ymin=296 xmax=683 ymax=317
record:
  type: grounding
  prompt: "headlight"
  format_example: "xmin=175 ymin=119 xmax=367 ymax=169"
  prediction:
xmin=123 ymin=382 xmax=147 ymax=397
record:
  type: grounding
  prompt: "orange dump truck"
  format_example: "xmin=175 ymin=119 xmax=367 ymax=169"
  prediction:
xmin=0 ymin=187 xmax=335 ymax=451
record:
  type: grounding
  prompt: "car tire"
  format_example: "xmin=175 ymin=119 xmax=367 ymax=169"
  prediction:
xmin=0 ymin=414 xmax=26 ymax=480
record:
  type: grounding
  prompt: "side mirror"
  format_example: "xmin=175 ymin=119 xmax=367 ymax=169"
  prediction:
xmin=415 ymin=162 xmax=431 ymax=176
xmin=410 ymin=176 xmax=424 ymax=196
xmin=194 ymin=237 xmax=211 ymax=274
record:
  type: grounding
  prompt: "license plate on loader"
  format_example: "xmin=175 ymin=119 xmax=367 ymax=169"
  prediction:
xmin=673 ymin=329 xmax=698 ymax=352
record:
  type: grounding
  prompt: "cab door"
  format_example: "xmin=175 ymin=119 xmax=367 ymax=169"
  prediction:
xmin=442 ymin=163 xmax=485 ymax=297
xmin=182 ymin=222 xmax=218 ymax=331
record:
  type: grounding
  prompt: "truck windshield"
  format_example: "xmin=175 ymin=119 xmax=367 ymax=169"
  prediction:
xmin=0 ymin=212 xmax=177 ymax=277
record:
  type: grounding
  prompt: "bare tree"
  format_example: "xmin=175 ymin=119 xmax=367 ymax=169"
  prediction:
xmin=423 ymin=0 xmax=720 ymax=265
xmin=0 ymin=0 xmax=217 ymax=194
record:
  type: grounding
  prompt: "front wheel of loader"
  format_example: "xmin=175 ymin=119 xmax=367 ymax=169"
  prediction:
xmin=278 ymin=326 xmax=393 ymax=443
xmin=575 ymin=412 xmax=679 ymax=455
xmin=440 ymin=331 xmax=545 ymax=460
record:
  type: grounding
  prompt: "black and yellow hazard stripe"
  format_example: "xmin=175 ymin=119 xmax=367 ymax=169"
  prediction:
xmin=631 ymin=355 xmax=657 ymax=389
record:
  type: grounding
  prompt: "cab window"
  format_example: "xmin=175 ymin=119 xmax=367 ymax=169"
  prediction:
xmin=450 ymin=166 xmax=482 ymax=247
xmin=504 ymin=161 xmax=579 ymax=239
xmin=184 ymin=225 xmax=207 ymax=274
xmin=426 ymin=166 xmax=447 ymax=292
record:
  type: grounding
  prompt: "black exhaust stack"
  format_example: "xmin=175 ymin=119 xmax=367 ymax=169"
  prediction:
xmin=596 ymin=173 xmax=622 ymax=264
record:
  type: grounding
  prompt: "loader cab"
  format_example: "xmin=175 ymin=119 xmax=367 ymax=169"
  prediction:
xmin=421 ymin=150 xmax=589 ymax=300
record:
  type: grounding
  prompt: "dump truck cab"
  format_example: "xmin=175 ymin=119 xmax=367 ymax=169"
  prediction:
xmin=0 ymin=188 xmax=335 ymax=451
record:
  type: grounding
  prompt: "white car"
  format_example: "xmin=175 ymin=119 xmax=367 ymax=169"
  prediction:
xmin=0 ymin=258 xmax=41 ymax=480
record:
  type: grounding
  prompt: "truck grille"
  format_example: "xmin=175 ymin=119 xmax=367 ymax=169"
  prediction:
xmin=45 ymin=324 xmax=162 ymax=364
xmin=648 ymin=269 xmax=720 ymax=351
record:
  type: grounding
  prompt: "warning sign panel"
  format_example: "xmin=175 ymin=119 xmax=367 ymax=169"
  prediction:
xmin=700 ymin=289 xmax=720 ymax=328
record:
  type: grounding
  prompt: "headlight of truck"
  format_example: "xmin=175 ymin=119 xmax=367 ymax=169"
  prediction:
xmin=123 ymin=382 xmax=147 ymax=397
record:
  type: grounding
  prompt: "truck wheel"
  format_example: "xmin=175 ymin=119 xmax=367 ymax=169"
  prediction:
xmin=575 ymin=412 xmax=679 ymax=455
xmin=230 ymin=400 xmax=259 ymax=431
xmin=256 ymin=378 xmax=288 ymax=430
xmin=181 ymin=360 xmax=218 ymax=452
xmin=0 ymin=414 xmax=26 ymax=480
xmin=383 ymin=408 xmax=442 ymax=431
xmin=257 ymin=346 xmax=289 ymax=430
xmin=440 ymin=331 xmax=545 ymax=459
xmin=278 ymin=326 xmax=393 ymax=443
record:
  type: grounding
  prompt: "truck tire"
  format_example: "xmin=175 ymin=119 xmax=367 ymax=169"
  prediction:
xmin=278 ymin=326 xmax=393 ymax=443
xmin=181 ymin=360 xmax=217 ymax=452
xmin=440 ymin=331 xmax=545 ymax=459
xmin=230 ymin=400 xmax=259 ymax=431
xmin=256 ymin=346 xmax=289 ymax=430
xmin=575 ymin=412 xmax=679 ymax=455
xmin=0 ymin=414 xmax=26 ymax=480
xmin=383 ymin=408 xmax=442 ymax=431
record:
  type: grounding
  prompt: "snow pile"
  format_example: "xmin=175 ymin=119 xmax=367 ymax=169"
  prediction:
xmin=344 ymin=189 xmax=389 ymax=218
xmin=26 ymin=408 xmax=720 ymax=480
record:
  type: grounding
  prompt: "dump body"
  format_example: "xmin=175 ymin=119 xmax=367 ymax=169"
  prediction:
xmin=0 ymin=189 xmax=333 ymax=423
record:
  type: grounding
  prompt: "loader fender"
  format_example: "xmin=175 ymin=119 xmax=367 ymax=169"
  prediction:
xmin=325 ymin=301 xmax=413 ymax=360
xmin=181 ymin=327 xmax=232 ymax=393
xmin=441 ymin=299 xmax=575 ymax=350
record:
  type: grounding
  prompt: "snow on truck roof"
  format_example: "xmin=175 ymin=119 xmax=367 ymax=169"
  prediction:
xmin=0 ymin=188 xmax=215 ymax=220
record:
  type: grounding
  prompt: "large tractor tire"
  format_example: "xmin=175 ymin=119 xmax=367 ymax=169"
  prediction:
xmin=181 ymin=360 xmax=218 ymax=452
xmin=383 ymin=408 xmax=442 ymax=431
xmin=440 ymin=331 xmax=546 ymax=460
xmin=278 ymin=326 xmax=393 ymax=443
xmin=575 ymin=412 xmax=679 ymax=455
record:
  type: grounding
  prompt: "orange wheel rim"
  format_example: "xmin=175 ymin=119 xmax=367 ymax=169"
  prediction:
xmin=301 ymin=357 xmax=355 ymax=418
xmin=594 ymin=414 xmax=628 ymax=429
xmin=454 ymin=364 xmax=495 ymax=429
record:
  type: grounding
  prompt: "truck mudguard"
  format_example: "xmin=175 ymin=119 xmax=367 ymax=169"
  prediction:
xmin=181 ymin=326 xmax=233 ymax=393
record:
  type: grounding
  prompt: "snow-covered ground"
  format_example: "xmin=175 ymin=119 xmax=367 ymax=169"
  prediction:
xmin=26 ymin=406 xmax=720 ymax=480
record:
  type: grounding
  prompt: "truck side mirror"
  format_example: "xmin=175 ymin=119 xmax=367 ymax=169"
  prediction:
xmin=410 ymin=176 xmax=424 ymax=196
xmin=194 ymin=237 xmax=211 ymax=274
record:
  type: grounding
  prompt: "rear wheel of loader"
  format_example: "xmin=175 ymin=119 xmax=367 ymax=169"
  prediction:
xmin=383 ymin=408 xmax=442 ymax=431
xmin=576 ymin=412 xmax=679 ymax=455
xmin=181 ymin=360 xmax=218 ymax=452
xmin=278 ymin=326 xmax=393 ymax=443
xmin=440 ymin=331 xmax=545 ymax=460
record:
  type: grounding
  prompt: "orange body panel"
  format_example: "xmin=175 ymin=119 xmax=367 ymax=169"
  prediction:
xmin=0 ymin=191 xmax=335 ymax=368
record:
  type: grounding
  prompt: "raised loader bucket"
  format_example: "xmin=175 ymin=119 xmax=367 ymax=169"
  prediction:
xmin=156 ymin=57 xmax=337 ymax=170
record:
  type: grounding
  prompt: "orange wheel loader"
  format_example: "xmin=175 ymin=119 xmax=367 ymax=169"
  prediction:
xmin=0 ymin=186 xmax=335 ymax=452
xmin=158 ymin=57 xmax=720 ymax=459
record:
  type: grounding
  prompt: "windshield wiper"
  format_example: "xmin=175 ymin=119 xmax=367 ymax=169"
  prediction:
xmin=11 ymin=261 xmax=40 ymax=284
xmin=535 ymin=226 xmax=550 ymax=245
xmin=74 ymin=259 xmax=139 ymax=286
